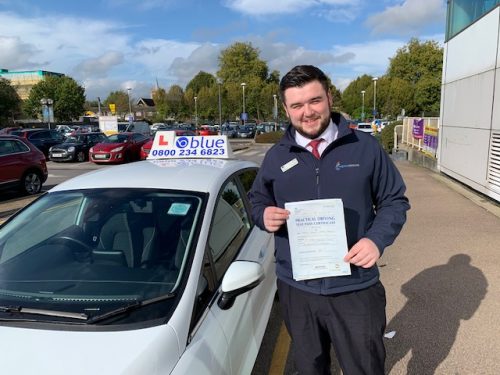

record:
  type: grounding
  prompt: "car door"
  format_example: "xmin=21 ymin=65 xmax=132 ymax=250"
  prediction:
xmin=201 ymin=170 xmax=276 ymax=374
xmin=0 ymin=139 xmax=31 ymax=186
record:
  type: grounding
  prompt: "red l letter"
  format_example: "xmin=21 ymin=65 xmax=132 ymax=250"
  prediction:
xmin=159 ymin=135 xmax=169 ymax=145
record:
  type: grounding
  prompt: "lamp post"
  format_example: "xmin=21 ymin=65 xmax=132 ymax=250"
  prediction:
xmin=194 ymin=96 xmax=198 ymax=128
xmin=372 ymin=77 xmax=378 ymax=120
xmin=361 ymin=90 xmax=365 ymax=121
xmin=241 ymin=82 xmax=246 ymax=125
xmin=126 ymin=87 xmax=132 ymax=121
xmin=273 ymin=94 xmax=278 ymax=131
xmin=216 ymin=78 xmax=222 ymax=127
xmin=40 ymin=98 xmax=54 ymax=129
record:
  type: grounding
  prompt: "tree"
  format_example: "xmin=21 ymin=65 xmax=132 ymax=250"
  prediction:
xmin=387 ymin=38 xmax=443 ymax=116
xmin=340 ymin=75 xmax=373 ymax=119
xmin=217 ymin=42 xmax=268 ymax=84
xmin=166 ymin=85 xmax=186 ymax=118
xmin=0 ymin=78 xmax=21 ymax=125
xmin=186 ymin=71 xmax=215 ymax=94
xmin=24 ymin=76 xmax=85 ymax=121
xmin=152 ymin=87 xmax=169 ymax=122
xmin=216 ymin=42 xmax=271 ymax=122
xmin=104 ymin=91 xmax=130 ymax=115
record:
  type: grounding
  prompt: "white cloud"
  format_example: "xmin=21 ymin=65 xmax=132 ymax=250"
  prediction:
xmin=168 ymin=43 xmax=222 ymax=85
xmin=332 ymin=39 xmax=406 ymax=78
xmin=134 ymin=39 xmax=201 ymax=80
xmin=0 ymin=35 xmax=41 ymax=68
xmin=223 ymin=0 xmax=359 ymax=17
xmin=74 ymin=51 xmax=124 ymax=78
xmin=365 ymin=0 xmax=446 ymax=35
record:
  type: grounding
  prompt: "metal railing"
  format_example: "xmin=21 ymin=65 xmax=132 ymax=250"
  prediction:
xmin=400 ymin=117 xmax=440 ymax=158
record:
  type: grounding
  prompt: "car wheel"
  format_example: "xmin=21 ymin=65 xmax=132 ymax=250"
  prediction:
xmin=76 ymin=151 xmax=86 ymax=162
xmin=21 ymin=170 xmax=43 ymax=195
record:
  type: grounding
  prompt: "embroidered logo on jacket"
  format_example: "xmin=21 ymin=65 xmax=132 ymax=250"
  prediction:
xmin=335 ymin=161 xmax=360 ymax=171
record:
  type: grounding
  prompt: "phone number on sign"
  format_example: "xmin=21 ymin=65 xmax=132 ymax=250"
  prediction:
xmin=151 ymin=148 xmax=226 ymax=157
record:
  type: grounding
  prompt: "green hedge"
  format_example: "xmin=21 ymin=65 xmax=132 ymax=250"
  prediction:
xmin=255 ymin=131 xmax=284 ymax=143
xmin=379 ymin=121 xmax=402 ymax=153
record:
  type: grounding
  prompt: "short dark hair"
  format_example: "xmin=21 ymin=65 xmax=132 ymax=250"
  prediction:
xmin=279 ymin=65 xmax=330 ymax=103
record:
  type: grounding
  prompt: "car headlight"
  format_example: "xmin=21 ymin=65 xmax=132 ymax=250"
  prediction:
xmin=49 ymin=146 xmax=53 ymax=152
xmin=111 ymin=146 xmax=124 ymax=152
xmin=89 ymin=147 xmax=94 ymax=153
xmin=68 ymin=146 xmax=75 ymax=152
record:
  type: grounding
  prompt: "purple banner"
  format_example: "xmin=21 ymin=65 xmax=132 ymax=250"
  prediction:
xmin=412 ymin=118 xmax=424 ymax=139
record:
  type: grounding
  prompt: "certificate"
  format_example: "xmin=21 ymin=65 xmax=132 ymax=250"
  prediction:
xmin=285 ymin=199 xmax=351 ymax=281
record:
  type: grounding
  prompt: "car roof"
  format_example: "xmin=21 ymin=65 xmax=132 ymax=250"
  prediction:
xmin=50 ymin=158 xmax=258 ymax=193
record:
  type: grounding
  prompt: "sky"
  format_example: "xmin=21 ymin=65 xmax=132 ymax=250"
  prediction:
xmin=0 ymin=0 xmax=446 ymax=101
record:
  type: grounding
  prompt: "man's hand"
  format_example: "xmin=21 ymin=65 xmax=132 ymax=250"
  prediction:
xmin=344 ymin=238 xmax=380 ymax=268
xmin=263 ymin=206 xmax=290 ymax=232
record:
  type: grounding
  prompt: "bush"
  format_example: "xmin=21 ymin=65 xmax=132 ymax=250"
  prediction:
xmin=379 ymin=121 xmax=402 ymax=153
xmin=255 ymin=131 xmax=284 ymax=144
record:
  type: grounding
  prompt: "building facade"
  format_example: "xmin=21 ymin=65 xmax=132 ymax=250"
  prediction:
xmin=440 ymin=0 xmax=500 ymax=202
xmin=0 ymin=69 xmax=64 ymax=100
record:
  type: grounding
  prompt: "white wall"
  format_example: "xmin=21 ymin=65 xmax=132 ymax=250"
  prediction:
xmin=439 ymin=7 xmax=500 ymax=202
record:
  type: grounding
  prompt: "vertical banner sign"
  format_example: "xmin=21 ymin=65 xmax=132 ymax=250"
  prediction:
xmin=423 ymin=126 xmax=439 ymax=157
xmin=412 ymin=118 xmax=424 ymax=139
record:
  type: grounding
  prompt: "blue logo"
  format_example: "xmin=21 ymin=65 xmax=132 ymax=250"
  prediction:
xmin=176 ymin=137 xmax=189 ymax=148
xmin=336 ymin=161 xmax=360 ymax=171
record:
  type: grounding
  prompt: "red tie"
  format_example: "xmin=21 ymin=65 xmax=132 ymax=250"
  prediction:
xmin=308 ymin=138 xmax=323 ymax=159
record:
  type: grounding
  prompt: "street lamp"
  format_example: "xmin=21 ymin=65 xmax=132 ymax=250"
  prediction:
xmin=40 ymin=98 xmax=54 ymax=129
xmin=361 ymin=90 xmax=365 ymax=121
xmin=273 ymin=94 xmax=278 ymax=131
xmin=372 ymin=77 xmax=378 ymax=119
xmin=194 ymin=96 xmax=198 ymax=128
xmin=126 ymin=88 xmax=132 ymax=121
xmin=241 ymin=82 xmax=246 ymax=125
xmin=216 ymin=78 xmax=222 ymax=127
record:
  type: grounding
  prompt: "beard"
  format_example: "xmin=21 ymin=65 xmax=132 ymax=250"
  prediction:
xmin=293 ymin=115 xmax=331 ymax=140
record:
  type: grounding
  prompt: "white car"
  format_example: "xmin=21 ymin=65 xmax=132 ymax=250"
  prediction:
xmin=0 ymin=153 xmax=276 ymax=374
xmin=356 ymin=122 xmax=374 ymax=134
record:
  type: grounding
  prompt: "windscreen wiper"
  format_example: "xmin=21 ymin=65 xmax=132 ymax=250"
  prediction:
xmin=86 ymin=293 xmax=176 ymax=324
xmin=0 ymin=305 xmax=88 ymax=320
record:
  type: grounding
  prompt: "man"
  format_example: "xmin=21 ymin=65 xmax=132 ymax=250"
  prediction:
xmin=249 ymin=65 xmax=410 ymax=375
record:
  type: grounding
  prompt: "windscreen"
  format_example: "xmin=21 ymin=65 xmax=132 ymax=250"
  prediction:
xmin=0 ymin=188 xmax=203 ymax=324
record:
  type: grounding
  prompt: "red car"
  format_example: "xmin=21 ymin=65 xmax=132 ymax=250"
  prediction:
xmin=89 ymin=132 xmax=149 ymax=164
xmin=197 ymin=125 xmax=218 ymax=136
xmin=140 ymin=129 xmax=196 ymax=160
xmin=0 ymin=135 xmax=48 ymax=195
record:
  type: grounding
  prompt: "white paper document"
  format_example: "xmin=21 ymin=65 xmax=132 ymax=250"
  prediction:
xmin=285 ymin=198 xmax=351 ymax=281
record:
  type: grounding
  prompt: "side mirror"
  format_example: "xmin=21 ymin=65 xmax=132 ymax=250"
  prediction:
xmin=217 ymin=261 xmax=264 ymax=310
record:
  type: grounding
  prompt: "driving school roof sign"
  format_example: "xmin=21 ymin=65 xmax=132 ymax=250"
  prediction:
xmin=147 ymin=131 xmax=233 ymax=160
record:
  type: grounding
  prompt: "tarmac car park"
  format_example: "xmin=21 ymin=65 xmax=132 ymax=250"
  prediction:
xmin=0 ymin=132 xmax=277 ymax=374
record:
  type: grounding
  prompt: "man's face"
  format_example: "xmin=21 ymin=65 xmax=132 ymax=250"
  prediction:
xmin=282 ymin=80 xmax=332 ymax=139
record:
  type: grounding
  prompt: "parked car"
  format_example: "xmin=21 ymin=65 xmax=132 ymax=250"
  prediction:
xmin=0 ymin=135 xmax=48 ymax=195
xmin=151 ymin=123 xmax=168 ymax=132
xmin=140 ymin=130 xmax=196 ymax=160
xmin=125 ymin=121 xmax=151 ymax=137
xmin=236 ymin=125 xmax=255 ymax=139
xmin=55 ymin=125 xmax=74 ymax=137
xmin=10 ymin=128 xmax=65 ymax=157
xmin=356 ymin=122 xmax=374 ymax=135
xmin=89 ymin=132 xmax=149 ymax=164
xmin=49 ymin=132 xmax=108 ymax=162
xmin=0 ymin=126 xmax=23 ymax=134
xmin=220 ymin=125 xmax=237 ymax=138
xmin=0 ymin=148 xmax=276 ymax=375
xmin=197 ymin=125 xmax=218 ymax=136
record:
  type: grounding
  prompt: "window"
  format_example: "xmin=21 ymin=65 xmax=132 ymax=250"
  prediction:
xmin=0 ymin=139 xmax=29 ymax=156
xmin=446 ymin=0 xmax=499 ymax=40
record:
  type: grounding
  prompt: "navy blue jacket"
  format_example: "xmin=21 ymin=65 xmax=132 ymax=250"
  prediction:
xmin=249 ymin=113 xmax=410 ymax=295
